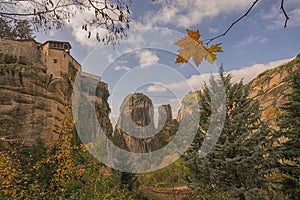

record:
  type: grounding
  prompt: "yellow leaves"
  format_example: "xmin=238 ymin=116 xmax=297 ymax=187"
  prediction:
xmin=206 ymin=43 xmax=223 ymax=64
xmin=175 ymin=29 xmax=223 ymax=66
xmin=0 ymin=151 xmax=18 ymax=197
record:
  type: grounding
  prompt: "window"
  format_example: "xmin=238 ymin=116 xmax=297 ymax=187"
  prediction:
xmin=53 ymin=59 xmax=58 ymax=64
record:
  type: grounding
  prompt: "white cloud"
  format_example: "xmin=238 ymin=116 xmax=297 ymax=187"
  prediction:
xmin=107 ymin=54 xmax=114 ymax=63
xmin=114 ymin=65 xmax=130 ymax=71
xmin=168 ymin=74 xmax=207 ymax=91
xmin=228 ymin=58 xmax=293 ymax=83
xmin=165 ymin=57 xmax=293 ymax=93
xmin=208 ymin=27 xmax=219 ymax=34
xmin=147 ymin=84 xmax=167 ymax=92
xmin=136 ymin=50 xmax=159 ymax=65
xmin=234 ymin=35 xmax=268 ymax=48
xmin=139 ymin=0 xmax=251 ymax=28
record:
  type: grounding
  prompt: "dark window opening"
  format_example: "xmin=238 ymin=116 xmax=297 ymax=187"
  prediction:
xmin=53 ymin=59 xmax=58 ymax=64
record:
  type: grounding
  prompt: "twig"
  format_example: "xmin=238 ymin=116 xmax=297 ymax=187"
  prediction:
xmin=280 ymin=0 xmax=289 ymax=27
xmin=204 ymin=0 xmax=260 ymax=45
xmin=205 ymin=0 xmax=291 ymax=45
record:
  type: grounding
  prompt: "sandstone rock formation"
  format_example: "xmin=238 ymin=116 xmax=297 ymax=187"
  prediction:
xmin=113 ymin=93 xmax=157 ymax=153
xmin=113 ymin=94 xmax=179 ymax=153
xmin=0 ymin=39 xmax=112 ymax=145
xmin=248 ymin=54 xmax=299 ymax=122
xmin=157 ymin=104 xmax=172 ymax=129
xmin=1 ymin=38 xmax=298 ymax=150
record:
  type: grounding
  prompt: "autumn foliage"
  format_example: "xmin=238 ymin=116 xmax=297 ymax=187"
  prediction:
xmin=175 ymin=29 xmax=223 ymax=66
xmin=0 ymin=107 xmax=134 ymax=200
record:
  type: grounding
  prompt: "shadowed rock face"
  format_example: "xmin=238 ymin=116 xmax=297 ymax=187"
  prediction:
xmin=113 ymin=94 xmax=179 ymax=153
xmin=118 ymin=93 xmax=155 ymax=134
xmin=158 ymin=104 xmax=172 ymax=129
xmin=113 ymin=93 xmax=157 ymax=153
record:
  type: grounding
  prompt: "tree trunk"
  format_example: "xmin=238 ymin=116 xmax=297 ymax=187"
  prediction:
xmin=239 ymin=193 xmax=246 ymax=200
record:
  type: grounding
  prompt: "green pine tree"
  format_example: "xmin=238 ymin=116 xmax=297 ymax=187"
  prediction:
xmin=184 ymin=70 xmax=278 ymax=200
xmin=277 ymin=60 xmax=300 ymax=199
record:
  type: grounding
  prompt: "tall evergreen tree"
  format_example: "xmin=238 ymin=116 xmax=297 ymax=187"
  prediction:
xmin=277 ymin=60 xmax=300 ymax=199
xmin=184 ymin=71 xmax=277 ymax=200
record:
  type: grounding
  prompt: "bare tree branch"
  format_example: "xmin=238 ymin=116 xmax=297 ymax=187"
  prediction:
xmin=0 ymin=0 xmax=131 ymax=45
xmin=280 ymin=0 xmax=289 ymax=28
xmin=203 ymin=0 xmax=260 ymax=46
xmin=204 ymin=0 xmax=290 ymax=45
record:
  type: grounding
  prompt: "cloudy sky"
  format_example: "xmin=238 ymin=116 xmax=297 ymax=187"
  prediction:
xmin=35 ymin=0 xmax=300 ymax=123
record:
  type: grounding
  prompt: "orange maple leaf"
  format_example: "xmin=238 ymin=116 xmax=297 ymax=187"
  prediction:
xmin=175 ymin=29 xmax=223 ymax=66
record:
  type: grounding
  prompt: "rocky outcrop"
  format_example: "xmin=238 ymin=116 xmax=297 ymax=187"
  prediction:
xmin=0 ymin=39 xmax=112 ymax=145
xmin=113 ymin=93 xmax=157 ymax=153
xmin=248 ymin=54 xmax=299 ymax=122
xmin=156 ymin=104 xmax=178 ymax=146
xmin=176 ymin=91 xmax=201 ymax=123
xmin=113 ymin=94 xmax=178 ymax=153
xmin=0 ymin=39 xmax=63 ymax=144
xmin=157 ymin=104 xmax=172 ymax=129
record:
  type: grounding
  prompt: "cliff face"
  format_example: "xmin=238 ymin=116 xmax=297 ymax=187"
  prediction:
xmin=0 ymin=39 xmax=112 ymax=145
xmin=248 ymin=54 xmax=299 ymax=122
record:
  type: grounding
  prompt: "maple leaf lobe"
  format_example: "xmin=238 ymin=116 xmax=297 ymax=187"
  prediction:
xmin=186 ymin=29 xmax=200 ymax=41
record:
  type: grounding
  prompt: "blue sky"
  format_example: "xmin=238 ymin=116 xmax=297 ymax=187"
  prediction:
xmin=36 ymin=0 xmax=300 ymax=68
xmin=35 ymin=0 xmax=300 ymax=122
